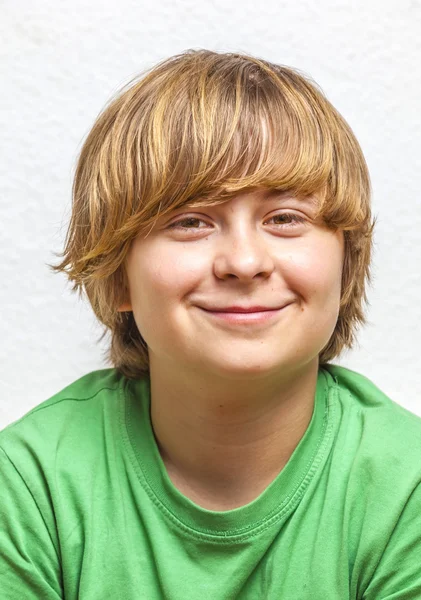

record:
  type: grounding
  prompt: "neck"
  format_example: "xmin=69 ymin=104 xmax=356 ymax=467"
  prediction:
xmin=148 ymin=356 xmax=319 ymax=510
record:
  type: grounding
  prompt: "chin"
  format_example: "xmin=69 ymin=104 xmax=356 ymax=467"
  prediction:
xmin=199 ymin=354 xmax=290 ymax=380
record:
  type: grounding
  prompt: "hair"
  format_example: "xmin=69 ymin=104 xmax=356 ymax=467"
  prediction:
xmin=49 ymin=48 xmax=376 ymax=380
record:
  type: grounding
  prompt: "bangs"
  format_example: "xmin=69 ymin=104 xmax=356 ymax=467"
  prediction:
xmin=123 ymin=53 xmax=368 ymax=235
xmin=76 ymin=50 xmax=372 ymax=255
xmin=169 ymin=62 xmax=334 ymax=202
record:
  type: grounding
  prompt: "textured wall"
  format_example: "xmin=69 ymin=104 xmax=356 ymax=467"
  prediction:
xmin=1 ymin=0 xmax=420 ymax=426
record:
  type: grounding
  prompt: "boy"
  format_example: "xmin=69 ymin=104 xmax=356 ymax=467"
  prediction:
xmin=1 ymin=49 xmax=420 ymax=599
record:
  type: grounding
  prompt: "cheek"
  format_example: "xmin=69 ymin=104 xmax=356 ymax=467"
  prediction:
xmin=280 ymin=237 xmax=343 ymax=302
xmin=127 ymin=245 xmax=207 ymax=349
xmin=129 ymin=244 xmax=203 ymax=314
xmin=149 ymin=250 xmax=203 ymax=296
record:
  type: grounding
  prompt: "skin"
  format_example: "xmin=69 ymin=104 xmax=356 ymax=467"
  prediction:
xmin=118 ymin=187 xmax=345 ymax=510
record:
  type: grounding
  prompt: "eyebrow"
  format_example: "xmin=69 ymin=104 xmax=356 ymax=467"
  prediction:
xmin=264 ymin=189 xmax=290 ymax=199
xmin=263 ymin=190 xmax=318 ymax=208
xmin=263 ymin=189 xmax=317 ymax=204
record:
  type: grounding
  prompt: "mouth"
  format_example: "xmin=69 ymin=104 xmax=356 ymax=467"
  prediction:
xmin=198 ymin=304 xmax=292 ymax=325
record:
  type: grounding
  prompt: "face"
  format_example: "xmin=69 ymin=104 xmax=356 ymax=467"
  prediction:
xmin=119 ymin=188 xmax=344 ymax=379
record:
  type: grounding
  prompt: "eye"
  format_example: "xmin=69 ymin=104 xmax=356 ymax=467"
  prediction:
xmin=265 ymin=213 xmax=307 ymax=228
xmin=167 ymin=217 xmax=209 ymax=230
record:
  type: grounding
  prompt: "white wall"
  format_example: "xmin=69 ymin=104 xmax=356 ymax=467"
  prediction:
xmin=1 ymin=0 xmax=420 ymax=426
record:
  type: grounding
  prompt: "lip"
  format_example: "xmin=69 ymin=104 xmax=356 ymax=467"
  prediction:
xmin=198 ymin=304 xmax=292 ymax=325
xmin=205 ymin=306 xmax=280 ymax=313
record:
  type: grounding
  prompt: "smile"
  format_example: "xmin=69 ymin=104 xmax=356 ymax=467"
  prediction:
xmin=198 ymin=306 xmax=290 ymax=325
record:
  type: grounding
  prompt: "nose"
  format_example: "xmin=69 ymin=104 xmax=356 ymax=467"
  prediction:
xmin=213 ymin=226 xmax=275 ymax=281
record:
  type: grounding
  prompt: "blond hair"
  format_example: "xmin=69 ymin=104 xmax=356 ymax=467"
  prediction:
xmin=49 ymin=49 xmax=376 ymax=379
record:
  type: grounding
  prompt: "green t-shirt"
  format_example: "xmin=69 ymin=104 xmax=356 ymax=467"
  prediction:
xmin=1 ymin=364 xmax=421 ymax=599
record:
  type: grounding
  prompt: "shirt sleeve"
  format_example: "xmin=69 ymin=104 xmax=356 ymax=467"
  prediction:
xmin=362 ymin=481 xmax=421 ymax=600
xmin=0 ymin=446 xmax=63 ymax=599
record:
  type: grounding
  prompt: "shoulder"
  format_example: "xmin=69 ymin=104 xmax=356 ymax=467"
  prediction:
xmin=323 ymin=362 xmax=421 ymax=426
xmin=322 ymin=364 xmax=421 ymax=598
xmin=323 ymin=362 xmax=421 ymax=483
xmin=0 ymin=368 xmax=125 ymax=466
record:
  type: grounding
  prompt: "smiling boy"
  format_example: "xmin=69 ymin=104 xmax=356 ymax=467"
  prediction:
xmin=120 ymin=187 xmax=344 ymax=511
xmin=1 ymin=49 xmax=421 ymax=599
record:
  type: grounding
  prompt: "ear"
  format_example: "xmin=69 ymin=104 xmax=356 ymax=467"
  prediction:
xmin=117 ymin=301 xmax=133 ymax=312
